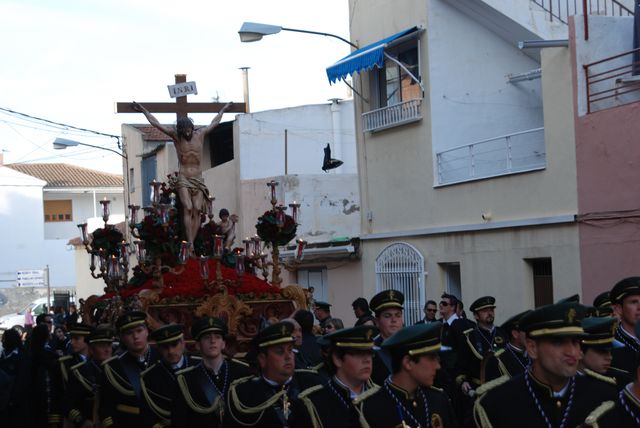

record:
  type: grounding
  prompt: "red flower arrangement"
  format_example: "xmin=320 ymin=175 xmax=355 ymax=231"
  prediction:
xmin=91 ymin=225 xmax=124 ymax=255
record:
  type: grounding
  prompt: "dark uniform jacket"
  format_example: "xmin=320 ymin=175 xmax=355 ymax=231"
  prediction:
xmin=582 ymin=386 xmax=640 ymax=427
xmin=172 ymin=358 xmax=251 ymax=428
xmin=140 ymin=355 xmax=201 ymax=428
xmin=484 ymin=343 xmax=529 ymax=382
xmin=64 ymin=358 xmax=104 ymax=427
xmin=355 ymin=313 xmax=375 ymax=327
xmin=289 ymin=377 xmax=375 ymax=428
xmin=356 ymin=381 xmax=458 ymax=428
xmin=57 ymin=352 xmax=86 ymax=392
xmin=224 ymin=370 xmax=321 ymax=427
xmin=0 ymin=349 xmax=30 ymax=427
xmin=612 ymin=325 xmax=640 ymax=376
xmin=371 ymin=335 xmax=391 ymax=386
xmin=31 ymin=346 xmax=64 ymax=427
xmin=456 ymin=325 xmax=507 ymax=386
xmin=99 ymin=348 xmax=159 ymax=428
xmin=474 ymin=372 xmax=618 ymax=428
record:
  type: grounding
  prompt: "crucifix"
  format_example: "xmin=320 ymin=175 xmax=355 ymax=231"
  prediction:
xmin=117 ymin=73 xmax=245 ymax=247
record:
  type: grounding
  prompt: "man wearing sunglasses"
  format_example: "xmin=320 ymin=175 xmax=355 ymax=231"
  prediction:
xmin=416 ymin=300 xmax=438 ymax=325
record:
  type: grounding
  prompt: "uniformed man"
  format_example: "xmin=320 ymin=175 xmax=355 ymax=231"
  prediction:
xmin=289 ymin=325 xmax=379 ymax=427
xmin=356 ymin=322 xmax=458 ymax=427
xmin=57 ymin=323 xmax=92 ymax=392
xmin=582 ymin=320 xmax=640 ymax=427
xmin=99 ymin=310 xmax=159 ymax=427
xmin=225 ymin=321 xmax=321 ymax=427
xmin=369 ymin=289 xmax=405 ymax=385
xmin=579 ymin=316 xmax=632 ymax=390
xmin=474 ymin=302 xmax=618 ymax=428
xmin=593 ymin=291 xmax=614 ymax=317
xmin=484 ymin=309 xmax=532 ymax=382
xmin=64 ymin=326 xmax=114 ymax=428
xmin=314 ymin=301 xmax=333 ymax=331
xmin=140 ymin=324 xmax=200 ymax=428
xmin=457 ymin=296 xmax=508 ymax=391
xmin=611 ymin=277 xmax=640 ymax=375
xmin=172 ymin=317 xmax=250 ymax=428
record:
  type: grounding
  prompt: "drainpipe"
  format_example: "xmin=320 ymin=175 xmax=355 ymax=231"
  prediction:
xmin=329 ymin=98 xmax=342 ymax=174
xmin=240 ymin=67 xmax=250 ymax=113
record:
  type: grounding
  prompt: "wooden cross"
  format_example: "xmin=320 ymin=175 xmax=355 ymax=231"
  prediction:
xmin=116 ymin=74 xmax=246 ymax=120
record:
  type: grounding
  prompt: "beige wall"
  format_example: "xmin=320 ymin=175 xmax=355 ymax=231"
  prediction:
xmin=203 ymin=159 xmax=238 ymax=221
xmin=360 ymin=223 xmax=581 ymax=325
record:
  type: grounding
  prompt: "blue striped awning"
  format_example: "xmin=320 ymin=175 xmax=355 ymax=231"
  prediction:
xmin=326 ymin=27 xmax=418 ymax=84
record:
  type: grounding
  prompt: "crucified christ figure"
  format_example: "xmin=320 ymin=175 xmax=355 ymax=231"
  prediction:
xmin=132 ymin=101 xmax=232 ymax=247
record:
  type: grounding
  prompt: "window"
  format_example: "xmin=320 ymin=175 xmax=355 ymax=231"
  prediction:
xmin=440 ymin=263 xmax=462 ymax=300
xmin=528 ymin=258 xmax=553 ymax=307
xmin=371 ymin=38 xmax=421 ymax=109
xmin=141 ymin=155 xmax=157 ymax=207
xmin=297 ymin=268 xmax=328 ymax=304
xmin=208 ymin=121 xmax=234 ymax=167
xmin=44 ymin=200 xmax=72 ymax=222
xmin=375 ymin=243 xmax=425 ymax=326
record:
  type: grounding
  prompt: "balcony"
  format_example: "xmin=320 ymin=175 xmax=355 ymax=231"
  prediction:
xmin=362 ymin=98 xmax=422 ymax=132
xmin=436 ymin=127 xmax=546 ymax=186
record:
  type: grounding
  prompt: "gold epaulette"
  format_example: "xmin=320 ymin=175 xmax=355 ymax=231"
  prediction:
xmin=584 ymin=368 xmax=617 ymax=386
xmin=295 ymin=368 xmax=319 ymax=375
xmin=463 ymin=329 xmax=484 ymax=360
xmin=140 ymin=362 xmax=158 ymax=377
xmin=175 ymin=365 xmax=197 ymax=376
xmin=475 ymin=374 xmax=510 ymax=396
xmin=231 ymin=358 xmax=249 ymax=367
xmin=608 ymin=366 xmax=630 ymax=375
xmin=583 ymin=400 xmax=615 ymax=427
xmin=428 ymin=385 xmax=444 ymax=393
xmin=463 ymin=328 xmax=474 ymax=335
xmin=70 ymin=360 xmax=87 ymax=371
xmin=297 ymin=385 xmax=326 ymax=428
xmin=352 ymin=384 xmax=381 ymax=405
xmin=177 ymin=373 xmax=221 ymax=414
xmin=59 ymin=355 xmax=73 ymax=382
xmin=493 ymin=348 xmax=505 ymax=357
xmin=72 ymin=365 xmax=94 ymax=393
xmin=312 ymin=362 xmax=325 ymax=371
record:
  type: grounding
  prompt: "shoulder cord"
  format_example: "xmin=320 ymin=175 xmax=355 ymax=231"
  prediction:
xmin=201 ymin=360 xmax=229 ymax=397
xmin=104 ymin=363 xmax=135 ymax=396
xmin=227 ymin=378 xmax=287 ymax=426
xmin=524 ymin=371 xmax=574 ymax=428
xmin=616 ymin=325 xmax=640 ymax=353
xmin=141 ymin=375 xmax=171 ymax=420
xmin=176 ymin=374 xmax=221 ymax=414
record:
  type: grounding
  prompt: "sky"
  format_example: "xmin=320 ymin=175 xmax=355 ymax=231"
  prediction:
xmin=0 ymin=0 xmax=353 ymax=174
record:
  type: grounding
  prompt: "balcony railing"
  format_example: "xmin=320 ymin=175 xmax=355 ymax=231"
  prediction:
xmin=532 ymin=0 xmax=633 ymax=25
xmin=436 ymin=127 xmax=546 ymax=186
xmin=584 ymin=47 xmax=640 ymax=113
xmin=362 ymin=98 xmax=422 ymax=132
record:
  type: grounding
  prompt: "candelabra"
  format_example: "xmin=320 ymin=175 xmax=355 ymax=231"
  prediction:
xmin=254 ymin=180 xmax=303 ymax=287
xmin=77 ymin=198 xmax=131 ymax=293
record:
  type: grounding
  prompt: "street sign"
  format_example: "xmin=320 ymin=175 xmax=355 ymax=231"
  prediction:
xmin=16 ymin=269 xmax=45 ymax=287
xmin=167 ymin=81 xmax=198 ymax=98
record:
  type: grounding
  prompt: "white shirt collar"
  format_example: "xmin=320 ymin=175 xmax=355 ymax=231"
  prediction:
xmin=445 ymin=313 xmax=459 ymax=325
xmin=262 ymin=375 xmax=292 ymax=387
xmin=552 ymin=381 xmax=570 ymax=398
xmin=171 ymin=355 xmax=186 ymax=370
xmin=333 ymin=375 xmax=364 ymax=399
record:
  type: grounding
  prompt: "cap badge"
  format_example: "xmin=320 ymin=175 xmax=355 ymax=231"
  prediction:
xmin=365 ymin=329 xmax=373 ymax=341
xmin=567 ymin=308 xmax=576 ymax=324
xmin=389 ymin=290 xmax=395 ymax=300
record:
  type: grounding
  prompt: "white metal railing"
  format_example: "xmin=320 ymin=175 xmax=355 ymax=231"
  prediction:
xmin=362 ymin=98 xmax=422 ymax=132
xmin=436 ymin=127 xmax=546 ymax=185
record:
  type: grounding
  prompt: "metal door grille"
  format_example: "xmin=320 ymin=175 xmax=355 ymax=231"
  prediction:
xmin=375 ymin=243 xmax=425 ymax=326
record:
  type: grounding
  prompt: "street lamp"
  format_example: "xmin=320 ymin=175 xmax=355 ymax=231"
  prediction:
xmin=238 ymin=22 xmax=357 ymax=48
xmin=53 ymin=137 xmax=126 ymax=159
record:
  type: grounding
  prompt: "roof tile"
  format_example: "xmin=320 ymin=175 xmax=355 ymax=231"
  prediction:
xmin=6 ymin=163 xmax=123 ymax=188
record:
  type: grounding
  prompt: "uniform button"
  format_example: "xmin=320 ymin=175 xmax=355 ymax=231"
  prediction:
xmin=556 ymin=401 xmax=562 ymax=408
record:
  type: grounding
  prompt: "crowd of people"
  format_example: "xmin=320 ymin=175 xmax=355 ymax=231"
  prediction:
xmin=1 ymin=277 xmax=640 ymax=427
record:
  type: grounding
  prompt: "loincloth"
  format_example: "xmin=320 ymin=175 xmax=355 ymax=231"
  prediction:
xmin=168 ymin=174 xmax=211 ymax=213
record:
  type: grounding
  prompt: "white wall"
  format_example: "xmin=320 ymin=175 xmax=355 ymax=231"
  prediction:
xmin=428 ymin=0 xmax=544 ymax=159
xmin=0 ymin=167 xmax=46 ymax=287
xmin=236 ymin=101 xmax=356 ymax=180
xmin=44 ymin=190 xmax=124 ymax=239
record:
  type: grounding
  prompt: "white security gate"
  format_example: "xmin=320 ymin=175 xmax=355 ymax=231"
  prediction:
xmin=375 ymin=243 xmax=425 ymax=326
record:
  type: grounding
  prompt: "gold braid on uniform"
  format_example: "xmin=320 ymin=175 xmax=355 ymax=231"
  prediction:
xmin=352 ymin=384 xmax=381 ymax=428
xmin=583 ymin=368 xmax=617 ymax=386
xmin=71 ymin=365 xmax=94 ymax=393
xmin=176 ymin=374 xmax=221 ymax=414
xmin=59 ymin=355 xmax=72 ymax=384
xmin=103 ymin=360 xmax=136 ymax=397
xmin=464 ymin=328 xmax=485 ymax=360
xmin=296 ymin=385 xmax=325 ymax=428
xmin=493 ymin=349 xmax=510 ymax=377
xmin=472 ymin=375 xmax=509 ymax=428
xmin=475 ymin=374 xmax=509 ymax=396
xmin=583 ymin=400 xmax=615 ymax=427
xmin=227 ymin=376 xmax=288 ymax=426
xmin=140 ymin=368 xmax=171 ymax=420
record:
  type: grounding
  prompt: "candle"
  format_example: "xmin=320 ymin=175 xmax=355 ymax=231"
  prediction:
xmin=77 ymin=223 xmax=89 ymax=244
xmin=235 ymin=251 xmax=245 ymax=277
xmin=99 ymin=198 xmax=110 ymax=223
xmin=267 ymin=180 xmax=278 ymax=202
xmin=178 ymin=241 xmax=189 ymax=264
xmin=214 ymin=235 xmax=224 ymax=257
xmin=119 ymin=241 xmax=129 ymax=265
xmin=295 ymin=239 xmax=307 ymax=262
xmin=135 ymin=241 xmax=146 ymax=264
xmin=288 ymin=201 xmax=301 ymax=224
xmin=150 ymin=180 xmax=162 ymax=205
xmin=200 ymin=256 xmax=209 ymax=280
xmin=128 ymin=205 xmax=139 ymax=227
xmin=243 ymin=238 xmax=252 ymax=257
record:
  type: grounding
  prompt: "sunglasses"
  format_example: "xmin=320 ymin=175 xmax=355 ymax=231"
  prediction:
xmin=426 ymin=309 xmax=437 ymax=312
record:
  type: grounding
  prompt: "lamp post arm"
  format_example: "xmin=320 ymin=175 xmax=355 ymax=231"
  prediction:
xmin=75 ymin=141 xmax=126 ymax=159
xmin=281 ymin=27 xmax=357 ymax=48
